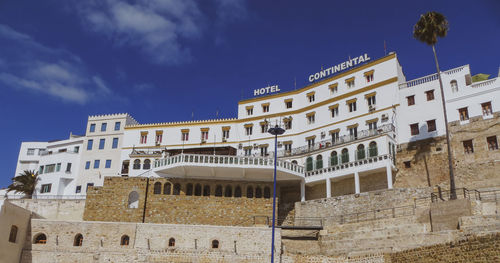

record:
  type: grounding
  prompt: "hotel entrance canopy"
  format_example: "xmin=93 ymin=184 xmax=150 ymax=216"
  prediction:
xmin=153 ymin=154 xmax=304 ymax=181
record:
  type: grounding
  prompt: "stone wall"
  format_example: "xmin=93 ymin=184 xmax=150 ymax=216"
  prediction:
xmin=84 ymin=177 xmax=277 ymax=226
xmin=389 ymin=233 xmax=500 ymax=262
xmin=395 ymin=113 xmax=500 ymax=189
xmin=8 ymin=199 xmax=85 ymax=221
xmin=0 ymin=200 xmax=32 ymax=263
xmin=21 ymin=219 xmax=279 ymax=263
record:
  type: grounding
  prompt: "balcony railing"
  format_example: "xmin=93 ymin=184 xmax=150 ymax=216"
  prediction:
xmin=272 ymin=124 xmax=394 ymax=158
xmin=154 ymin=153 xmax=304 ymax=175
xmin=305 ymin=154 xmax=393 ymax=177
xmin=39 ymin=150 xmax=79 ymax=156
xmin=5 ymin=195 xmax=86 ymax=200
xmin=129 ymin=149 xmax=163 ymax=157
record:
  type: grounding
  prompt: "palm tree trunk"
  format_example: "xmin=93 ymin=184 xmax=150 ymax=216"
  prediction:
xmin=432 ymin=44 xmax=457 ymax=200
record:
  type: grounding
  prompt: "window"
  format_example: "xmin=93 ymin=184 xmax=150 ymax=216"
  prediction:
xmin=215 ymin=185 xmax=223 ymax=197
xmin=346 ymin=78 xmax=355 ymax=88
xmin=427 ymin=120 xmax=436 ymax=132
xmin=348 ymin=126 xmax=358 ymax=139
xmin=173 ymin=183 xmax=181 ymax=195
xmin=34 ymin=233 xmax=47 ymax=244
xmin=112 ymin=138 xmax=119 ymax=149
xmin=284 ymin=143 xmax=292 ymax=153
xmin=181 ymin=131 xmax=189 ymax=141
xmin=121 ymin=235 xmax=129 ymax=246
xmin=128 ymin=191 xmax=139 ymax=208
xmin=222 ymin=129 xmax=230 ymax=139
xmin=316 ymin=155 xmax=323 ymax=169
xmin=285 ymin=100 xmax=293 ymax=109
xmin=56 ymin=163 xmax=61 ymax=172
xmin=66 ymin=163 xmax=72 ymax=172
xmin=255 ymin=187 xmax=262 ymax=198
xmin=74 ymin=146 xmax=80 ymax=153
xmin=74 ymin=234 xmax=83 ymax=247
xmin=224 ymin=185 xmax=232 ymax=197
xmin=307 ymin=93 xmax=315 ymax=102
xmin=101 ymin=123 xmax=107 ymax=132
xmin=368 ymin=121 xmax=377 ymax=131
xmin=404 ymin=161 xmax=411 ymax=168
xmin=114 ymin=122 xmax=121 ymax=131
xmin=407 ymin=95 xmax=415 ymax=106
xmin=329 ymin=84 xmax=338 ymax=95
xmin=246 ymin=186 xmax=254 ymax=198
xmin=368 ymin=141 xmax=378 ymax=157
xmin=305 ymin=157 xmax=313 ymax=171
xmin=87 ymin=140 xmax=93 ymax=150
xmin=85 ymin=161 xmax=90 ymax=170
xmin=154 ymin=182 xmax=162 ymax=194
xmin=105 ymin=160 xmax=112 ymax=168
xmin=44 ymin=164 xmax=55 ymax=173
xmin=247 ymin=108 xmax=253 ymax=115
xmin=99 ymin=139 xmax=105 ymax=149
xmin=195 ymin=184 xmax=202 ymax=196
xmin=212 ymin=240 xmax=219 ymax=249
xmin=348 ymin=101 xmax=357 ymax=112
xmin=89 ymin=124 xmax=96 ymax=132
xmin=94 ymin=160 xmax=100 ymax=169
xmin=357 ymin=144 xmax=365 ymax=160
xmin=341 ymin=148 xmax=349 ymax=164
xmin=39 ymin=166 xmax=44 ymax=174
xmin=307 ymin=113 xmax=315 ymax=124
xmin=482 ymin=102 xmax=492 ymax=117
xmin=450 ymin=80 xmax=458 ymax=92
xmin=143 ymin=159 xmax=151 ymax=170
xmin=261 ymin=122 xmax=269 ymax=133
xmin=463 ymin=140 xmax=474 ymax=154
xmin=27 ymin=148 xmax=35 ymax=155
xmin=410 ymin=123 xmax=419 ymax=136
xmin=284 ymin=119 xmax=292 ymax=130
xmin=260 ymin=146 xmax=268 ymax=157
xmin=201 ymin=131 xmax=209 ymax=141
xmin=203 ymin=185 xmax=210 ymax=196
xmin=169 ymin=238 xmax=175 ymax=247
xmin=264 ymin=187 xmax=271 ymax=198
xmin=155 ymin=131 xmax=163 ymax=144
xmin=164 ymin=183 xmax=171 ymax=195
xmin=365 ymin=72 xmax=374 ymax=82
xmin=425 ymin=90 xmax=435 ymax=101
xmin=459 ymin=107 xmax=469 ymax=121
xmin=140 ymin=132 xmax=148 ymax=144
xmin=244 ymin=148 xmax=251 ymax=156
xmin=330 ymin=151 xmax=338 ymax=166
xmin=331 ymin=131 xmax=340 ymax=143
xmin=9 ymin=225 xmax=18 ymax=243
xmin=234 ymin=186 xmax=242 ymax=197
xmin=330 ymin=106 xmax=339 ymax=118
xmin=75 ymin=186 xmax=81 ymax=193
xmin=41 ymin=184 xmax=51 ymax=193
xmin=86 ymin=183 xmax=94 ymax=191
xmin=487 ymin=136 xmax=498 ymax=151
xmin=367 ymin=95 xmax=376 ymax=107
xmin=307 ymin=138 xmax=315 ymax=149
xmin=262 ymin=104 xmax=269 ymax=113
xmin=133 ymin=159 xmax=141 ymax=169
xmin=245 ymin=126 xmax=253 ymax=136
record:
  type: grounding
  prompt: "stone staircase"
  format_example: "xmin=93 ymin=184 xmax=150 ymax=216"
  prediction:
xmin=459 ymin=215 xmax=500 ymax=235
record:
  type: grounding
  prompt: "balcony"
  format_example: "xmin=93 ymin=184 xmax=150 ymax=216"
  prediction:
xmin=129 ymin=149 xmax=163 ymax=158
xmin=273 ymin=124 xmax=395 ymax=157
xmin=153 ymin=154 xmax=304 ymax=181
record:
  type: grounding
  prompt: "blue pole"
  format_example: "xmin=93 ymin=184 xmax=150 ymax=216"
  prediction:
xmin=271 ymin=133 xmax=278 ymax=263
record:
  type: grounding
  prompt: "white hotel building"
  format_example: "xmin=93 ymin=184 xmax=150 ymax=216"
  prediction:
xmin=9 ymin=53 xmax=500 ymax=200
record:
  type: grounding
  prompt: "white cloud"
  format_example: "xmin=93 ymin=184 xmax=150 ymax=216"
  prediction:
xmin=0 ymin=24 xmax=117 ymax=105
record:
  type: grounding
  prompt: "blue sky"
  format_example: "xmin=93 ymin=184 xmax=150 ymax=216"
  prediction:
xmin=0 ymin=0 xmax=499 ymax=188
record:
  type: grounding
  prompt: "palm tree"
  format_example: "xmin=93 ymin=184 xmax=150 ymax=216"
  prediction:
xmin=7 ymin=170 xmax=39 ymax=198
xmin=414 ymin=11 xmax=456 ymax=199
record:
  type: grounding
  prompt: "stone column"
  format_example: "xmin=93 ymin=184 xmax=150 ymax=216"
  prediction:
xmin=326 ymin=178 xmax=331 ymax=198
xmin=386 ymin=163 xmax=393 ymax=189
xmin=354 ymin=172 xmax=360 ymax=194
xmin=300 ymin=179 xmax=306 ymax=202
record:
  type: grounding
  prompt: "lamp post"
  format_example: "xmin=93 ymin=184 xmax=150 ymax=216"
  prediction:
xmin=268 ymin=124 xmax=285 ymax=263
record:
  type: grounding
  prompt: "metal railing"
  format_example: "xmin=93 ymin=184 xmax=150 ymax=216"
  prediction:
xmin=272 ymin=124 xmax=394 ymax=158
xmin=154 ymin=153 xmax=304 ymax=174
xmin=305 ymin=154 xmax=393 ymax=177
xmin=39 ymin=150 xmax=79 ymax=156
xmin=430 ymin=187 xmax=479 ymax=202
xmin=4 ymin=195 xmax=86 ymax=200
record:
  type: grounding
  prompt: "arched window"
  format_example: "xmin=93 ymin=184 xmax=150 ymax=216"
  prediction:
xmin=264 ymin=187 xmax=271 ymax=198
xmin=203 ymin=185 xmax=211 ymax=196
xmin=234 ymin=186 xmax=242 ymax=197
xmin=305 ymin=157 xmax=313 ymax=171
xmin=341 ymin=148 xmax=349 ymax=164
xmin=173 ymin=183 xmax=181 ymax=195
xmin=186 ymin=183 xmax=193 ymax=196
xmin=34 ymin=233 xmax=47 ymax=244
xmin=128 ymin=191 xmax=139 ymax=208
xmin=215 ymin=185 xmax=223 ymax=197
xmin=133 ymin=159 xmax=141 ymax=170
xmin=316 ymin=155 xmax=323 ymax=169
xmin=357 ymin=144 xmax=366 ymax=160
xmin=369 ymin=141 xmax=378 ymax=157
xmin=73 ymin=234 xmax=83 ymax=247
xmin=194 ymin=184 xmax=202 ymax=196
xmin=120 ymin=235 xmax=130 ymax=246
xmin=168 ymin=238 xmax=175 ymax=247
xmin=164 ymin=183 xmax=171 ymax=195
xmin=9 ymin=225 xmax=18 ymax=243
xmin=224 ymin=185 xmax=232 ymax=197
xmin=330 ymin=151 xmax=338 ymax=166
xmin=450 ymin=80 xmax=458 ymax=92
xmin=246 ymin=186 xmax=254 ymax=198
xmin=212 ymin=239 xmax=219 ymax=249
xmin=291 ymin=160 xmax=298 ymax=164
xmin=255 ymin=186 xmax=263 ymax=198
xmin=153 ymin=182 xmax=162 ymax=194
xmin=143 ymin=159 xmax=151 ymax=170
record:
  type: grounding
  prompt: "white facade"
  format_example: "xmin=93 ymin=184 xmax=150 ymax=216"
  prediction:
xmin=10 ymin=52 xmax=500 ymax=200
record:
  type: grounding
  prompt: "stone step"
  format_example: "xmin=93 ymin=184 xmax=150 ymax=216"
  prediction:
xmin=282 ymin=239 xmax=321 ymax=255
xmin=325 ymin=215 xmax=419 ymax=233
xmin=321 ymin=223 xmax=429 ymax=241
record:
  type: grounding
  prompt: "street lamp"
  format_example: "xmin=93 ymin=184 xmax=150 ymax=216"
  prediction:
xmin=267 ymin=124 xmax=285 ymax=263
